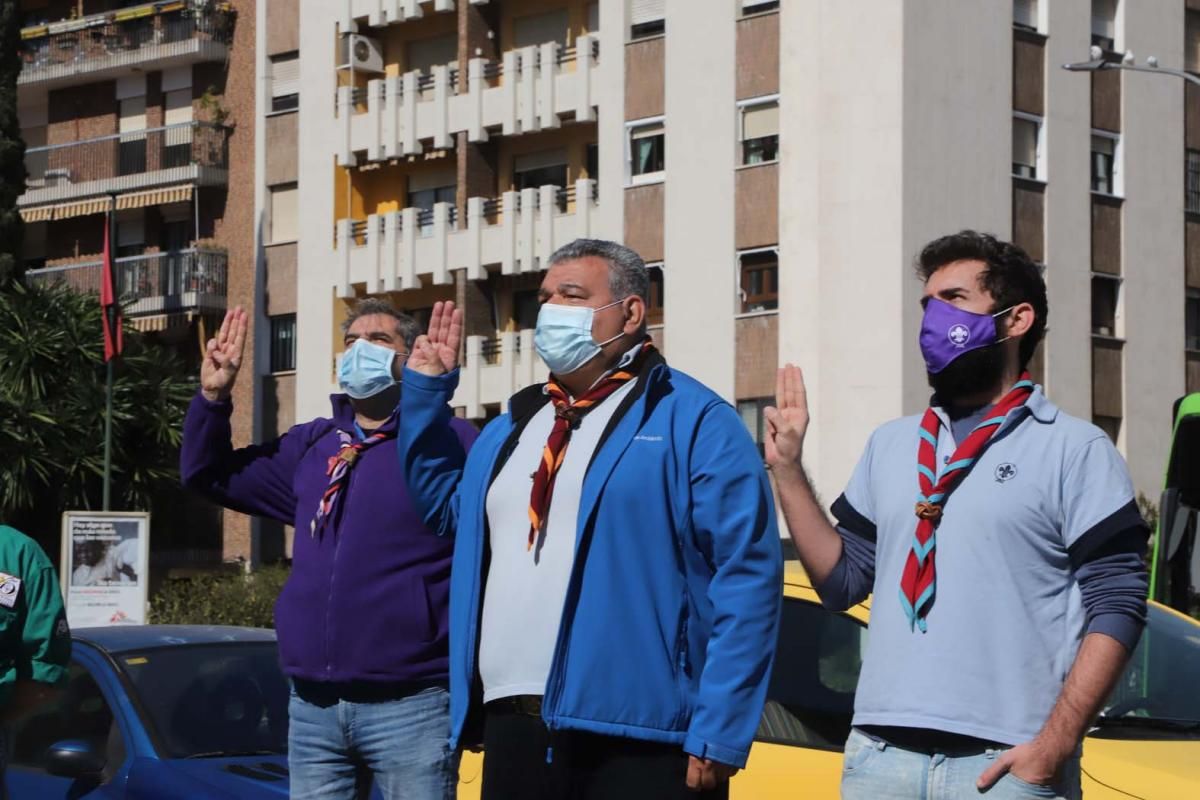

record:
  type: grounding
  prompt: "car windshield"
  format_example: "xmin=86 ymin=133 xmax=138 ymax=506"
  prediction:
xmin=1098 ymin=604 xmax=1200 ymax=735
xmin=116 ymin=642 xmax=289 ymax=759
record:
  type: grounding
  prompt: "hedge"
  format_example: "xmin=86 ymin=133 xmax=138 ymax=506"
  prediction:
xmin=148 ymin=564 xmax=290 ymax=629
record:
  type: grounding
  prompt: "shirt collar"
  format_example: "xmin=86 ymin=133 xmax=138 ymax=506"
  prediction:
xmin=930 ymin=384 xmax=1057 ymax=430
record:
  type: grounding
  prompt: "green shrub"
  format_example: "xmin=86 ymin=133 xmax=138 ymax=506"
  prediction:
xmin=149 ymin=564 xmax=290 ymax=628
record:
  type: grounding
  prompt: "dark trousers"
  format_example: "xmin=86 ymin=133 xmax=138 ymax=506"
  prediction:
xmin=480 ymin=706 xmax=731 ymax=800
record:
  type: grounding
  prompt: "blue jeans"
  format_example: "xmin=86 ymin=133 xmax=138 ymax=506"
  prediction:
xmin=288 ymin=682 xmax=458 ymax=800
xmin=840 ymin=728 xmax=1082 ymax=800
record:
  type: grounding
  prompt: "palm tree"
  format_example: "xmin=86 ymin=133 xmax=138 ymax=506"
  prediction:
xmin=0 ymin=282 xmax=197 ymax=556
xmin=0 ymin=0 xmax=25 ymax=289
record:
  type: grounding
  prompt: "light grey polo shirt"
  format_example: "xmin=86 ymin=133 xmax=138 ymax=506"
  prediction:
xmin=837 ymin=388 xmax=1137 ymax=745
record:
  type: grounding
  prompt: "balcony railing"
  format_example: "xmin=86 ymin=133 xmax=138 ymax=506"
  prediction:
xmin=333 ymin=179 xmax=598 ymax=295
xmin=21 ymin=122 xmax=229 ymax=206
xmin=26 ymin=248 xmax=228 ymax=317
xmin=338 ymin=35 xmax=599 ymax=166
xmin=19 ymin=1 xmax=235 ymax=84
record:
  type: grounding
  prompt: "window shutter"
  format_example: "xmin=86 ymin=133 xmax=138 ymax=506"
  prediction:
xmin=741 ymin=103 xmax=779 ymax=140
xmin=271 ymin=54 xmax=300 ymax=99
xmin=631 ymin=0 xmax=665 ymax=25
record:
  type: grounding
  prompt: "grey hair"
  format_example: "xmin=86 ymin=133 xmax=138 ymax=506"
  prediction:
xmin=547 ymin=238 xmax=650 ymax=304
xmin=342 ymin=298 xmax=421 ymax=349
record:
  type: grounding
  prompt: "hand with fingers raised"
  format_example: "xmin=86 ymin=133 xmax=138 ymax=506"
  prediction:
xmin=201 ymin=307 xmax=249 ymax=403
xmin=764 ymin=363 xmax=811 ymax=474
xmin=408 ymin=300 xmax=464 ymax=377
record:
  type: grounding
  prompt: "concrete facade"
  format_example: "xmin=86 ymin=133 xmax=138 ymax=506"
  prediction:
xmin=288 ymin=0 xmax=1193 ymax=512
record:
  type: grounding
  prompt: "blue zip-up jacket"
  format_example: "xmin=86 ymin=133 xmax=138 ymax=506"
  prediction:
xmin=398 ymin=353 xmax=782 ymax=768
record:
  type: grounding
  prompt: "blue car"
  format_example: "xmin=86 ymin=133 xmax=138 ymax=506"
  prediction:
xmin=4 ymin=624 xmax=347 ymax=799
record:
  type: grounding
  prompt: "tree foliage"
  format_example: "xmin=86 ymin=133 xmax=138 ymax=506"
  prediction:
xmin=0 ymin=281 xmax=196 ymax=549
xmin=0 ymin=0 xmax=26 ymax=289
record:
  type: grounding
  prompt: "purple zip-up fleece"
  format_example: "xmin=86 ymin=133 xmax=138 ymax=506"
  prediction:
xmin=181 ymin=391 xmax=478 ymax=685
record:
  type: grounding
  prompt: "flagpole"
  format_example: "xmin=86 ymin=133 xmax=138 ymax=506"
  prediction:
xmin=102 ymin=193 xmax=116 ymax=511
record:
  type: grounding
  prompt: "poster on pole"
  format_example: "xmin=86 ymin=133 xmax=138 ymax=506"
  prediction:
xmin=60 ymin=511 xmax=150 ymax=627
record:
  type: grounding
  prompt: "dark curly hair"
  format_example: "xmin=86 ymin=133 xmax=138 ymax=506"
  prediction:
xmin=916 ymin=230 xmax=1048 ymax=368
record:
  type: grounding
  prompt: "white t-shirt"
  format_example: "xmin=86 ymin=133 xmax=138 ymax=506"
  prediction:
xmin=478 ymin=378 xmax=638 ymax=702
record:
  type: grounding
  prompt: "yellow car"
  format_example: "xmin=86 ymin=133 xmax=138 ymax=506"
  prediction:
xmin=459 ymin=562 xmax=1200 ymax=799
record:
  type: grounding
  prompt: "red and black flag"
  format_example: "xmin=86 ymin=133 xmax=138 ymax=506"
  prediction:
xmin=100 ymin=209 xmax=123 ymax=362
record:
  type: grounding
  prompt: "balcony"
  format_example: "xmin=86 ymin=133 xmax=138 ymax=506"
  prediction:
xmin=20 ymin=122 xmax=229 ymax=213
xmin=18 ymin=1 xmax=234 ymax=91
xmin=26 ymin=248 xmax=228 ymax=321
xmin=336 ymin=37 xmax=599 ymax=166
xmin=453 ymin=329 xmax=547 ymax=419
xmin=333 ymin=179 xmax=597 ymax=295
xmin=338 ymin=0 xmax=477 ymax=30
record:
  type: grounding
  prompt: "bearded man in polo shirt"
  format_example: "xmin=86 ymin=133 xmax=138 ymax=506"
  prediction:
xmin=398 ymin=238 xmax=782 ymax=800
xmin=768 ymin=231 xmax=1148 ymax=800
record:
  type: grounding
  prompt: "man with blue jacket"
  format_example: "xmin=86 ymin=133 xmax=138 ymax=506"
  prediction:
xmin=399 ymin=239 xmax=782 ymax=800
xmin=182 ymin=301 xmax=477 ymax=799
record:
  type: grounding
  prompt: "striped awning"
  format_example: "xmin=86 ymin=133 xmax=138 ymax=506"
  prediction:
xmin=20 ymin=185 xmax=193 ymax=223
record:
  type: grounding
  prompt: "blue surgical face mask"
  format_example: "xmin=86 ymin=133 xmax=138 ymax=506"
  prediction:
xmin=338 ymin=339 xmax=402 ymax=399
xmin=534 ymin=298 xmax=625 ymax=376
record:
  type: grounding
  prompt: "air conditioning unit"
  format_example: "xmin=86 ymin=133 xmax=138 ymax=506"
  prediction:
xmin=342 ymin=34 xmax=384 ymax=73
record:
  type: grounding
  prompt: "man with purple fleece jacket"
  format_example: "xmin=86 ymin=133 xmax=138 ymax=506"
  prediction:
xmin=181 ymin=300 xmax=477 ymax=800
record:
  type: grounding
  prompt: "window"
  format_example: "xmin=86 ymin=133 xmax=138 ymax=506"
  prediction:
xmin=512 ymin=290 xmax=540 ymax=330
xmin=738 ymin=397 xmax=772 ymax=457
xmin=1092 ymin=0 xmax=1116 ymax=52
xmin=756 ymin=599 xmax=867 ymax=749
xmin=407 ymin=35 xmax=458 ymax=74
xmin=118 ymin=95 xmax=147 ymax=176
xmin=587 ymin=3 xmax=599 ymax=34
xmin=630 ymin=0 xmax=664 ymax=40
xmin=22 ymin=221 xmax=46 ymax=272
xmin=627 ymin=119 xmax=665 ymax=184
xmin=270 ymin=314 xmax=297 ymax=373
xmin=1091 ymin=133 xmax=1119 ymax=195
xmin=1013 ymin=0 xmax=1038 ymax=31
xmin=1188 ymin=150 xmax=1200 ymax=214
xmin=514 ymin=150 xmax=569 ymax=192
xmin=742 ymin=0 xmax=780 ymax=15
xmin=406 ymin=180 xmax=456 ymax=236
xmin=1094 ymin=415 xmax=1121 ymax=444
xmin=8 ymin=664 xmax=124 ymax=780
xmin=585 ymin=142 xmax=599 ymax=180
xmin=1187 ymin=290 xmax=1200 ymax=351
xmin=738 ymin=248 xmax=779 ymax=314
xmin=1188 ymin=10 xmax=1200 ymax=74
xmin=163 ymin=88 xmax=193 ymax=168
xmin=1012 ymin=114 xmax=1042 ymax=179
xmin=1091 ymin=274 xmax=1121 ymax=337
xmin=646 ymin=262 xmax=664 ymax=326
xmin=115 ymin=209 xmax=144 ymax=259
xmin=270 ymin=52 xmax=300 ymax=113
xmin=268 ymin=183 xmax=298 ymax=244
xmin=514 ymin=9 xmax=569 ymax=48
xmin=740 ymin=98 xmax=779 ymax=166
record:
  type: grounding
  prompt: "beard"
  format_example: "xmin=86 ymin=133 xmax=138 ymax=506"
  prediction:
xmin=927 ymin=343 xmax=1006 ymax=405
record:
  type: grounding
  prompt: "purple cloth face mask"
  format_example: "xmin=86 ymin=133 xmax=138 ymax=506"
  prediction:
xmin=919 ymin=297 xmax=1013 ymax=374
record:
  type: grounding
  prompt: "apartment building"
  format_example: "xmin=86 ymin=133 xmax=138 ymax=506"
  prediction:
xmin=289 ymin=0 xmax=1193 ymax=520
xmin=15 ymin=0 xmax=259 ymax=567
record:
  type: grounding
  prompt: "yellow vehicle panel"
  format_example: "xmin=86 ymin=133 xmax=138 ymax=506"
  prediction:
xmin=456 ymin=562 xmax=1200 ymax=799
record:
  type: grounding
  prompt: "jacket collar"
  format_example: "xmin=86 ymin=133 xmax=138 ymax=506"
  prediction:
xmin=507 ymin=347 xmax=669 ymax=425
xmin=327 ymin=393 xmax=400 ymax=437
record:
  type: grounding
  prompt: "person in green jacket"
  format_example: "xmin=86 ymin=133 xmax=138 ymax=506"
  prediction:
xmin=0 ymin=524 xmax=72 ymax=793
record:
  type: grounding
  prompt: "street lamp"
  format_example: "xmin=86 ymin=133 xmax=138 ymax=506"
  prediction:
xmin=1063 ymin=44 xmax=1200 ymax=88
